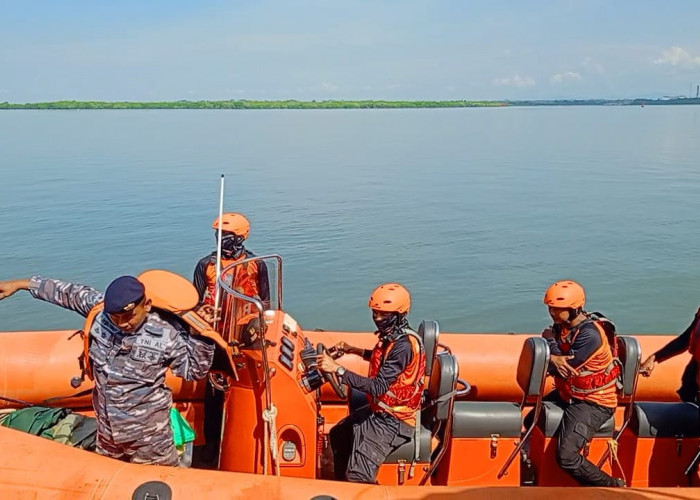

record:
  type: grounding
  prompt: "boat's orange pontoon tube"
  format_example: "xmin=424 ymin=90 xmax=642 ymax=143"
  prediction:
xmin=1 ymin=256 xmax=699 ymax=498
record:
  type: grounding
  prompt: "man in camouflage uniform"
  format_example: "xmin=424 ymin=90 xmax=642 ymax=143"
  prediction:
xmin=0 ymin=275 xmax=215 ymax=466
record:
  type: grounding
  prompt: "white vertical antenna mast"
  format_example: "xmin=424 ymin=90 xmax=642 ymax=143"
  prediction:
xmin=213 ymin=174 xmax=225 ymax=330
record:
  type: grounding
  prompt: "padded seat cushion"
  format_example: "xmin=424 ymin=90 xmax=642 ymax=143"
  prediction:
xmin=631 ymin=402 xmax=700 ymax=438
xmin=451 ymin=401 xmax=522 ymax=438
xmin=517 ymin=337 xmax=550 ymax=397
xmin=537 ymin=401 xmax=615 ymax=438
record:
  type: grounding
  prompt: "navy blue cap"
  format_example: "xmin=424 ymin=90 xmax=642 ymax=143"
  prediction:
xmin=104 ymin=276 xmax=145 ymax=314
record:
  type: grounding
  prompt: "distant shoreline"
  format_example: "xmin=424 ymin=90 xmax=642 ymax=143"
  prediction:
xmin=2 ymin=98 xmax=700 ymax=110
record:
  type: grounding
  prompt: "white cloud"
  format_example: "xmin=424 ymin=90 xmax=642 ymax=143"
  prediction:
xmin=313 ymin=81 xmax=340 ymax=92
xmin=653 ymin=46 xmax=700 ymax=68
xmin=550 ymin=71 xmax=582 ymax=84
xmin=492 ymin=74 xmax=535 ymax=87
xmin=582 ymin=57 xmax=605 ymax=75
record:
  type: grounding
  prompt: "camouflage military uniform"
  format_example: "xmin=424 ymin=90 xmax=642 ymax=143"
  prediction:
xmin=29 ymin=276 xmax=215 ymax=466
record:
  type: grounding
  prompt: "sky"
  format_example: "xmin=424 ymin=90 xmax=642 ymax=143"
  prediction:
xmin=1 ymin=0 xmax=700 ymax=102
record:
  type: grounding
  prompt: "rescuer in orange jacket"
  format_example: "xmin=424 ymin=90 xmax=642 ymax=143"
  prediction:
xmin=317 ymin=283 xmax=426 ymax=484
xmin=192 ymin=212 xmax=270 ymax=463
xmin=193 ymin=212 xmax=269 ymax=320
xmin=541 ymin=280 xmax=625 ymax=487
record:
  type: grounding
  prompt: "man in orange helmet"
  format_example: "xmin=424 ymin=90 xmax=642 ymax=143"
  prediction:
xmin=541 ymin=280 xmax=625 ymax=487
xmin=193 ymin=212 xmax=269 ymax=317
xmin=193 ymin=212 xmax=270 ymax=462
xmin=317 ymin=283 xmax=426 ymax=484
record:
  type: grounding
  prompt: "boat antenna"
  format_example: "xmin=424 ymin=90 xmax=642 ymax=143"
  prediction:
xmin=213 ymin=174 xmax=225 ymax=330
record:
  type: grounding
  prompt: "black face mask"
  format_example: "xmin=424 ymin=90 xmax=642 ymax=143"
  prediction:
xmin=373 ymin=312 xmax=407 ymax=339
xmin=219 ymin=233 xmax=245 ymax=260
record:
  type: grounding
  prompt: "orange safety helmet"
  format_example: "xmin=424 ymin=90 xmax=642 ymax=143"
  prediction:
xmin=543 ymin=280 xmax=586 ymax=309
xmin=212 ymin=213 xmax=250 ymax=239
xmin=368 ymin=283 xmax=411 ymax=314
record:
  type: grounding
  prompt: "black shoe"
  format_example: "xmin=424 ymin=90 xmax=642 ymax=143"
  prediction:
xmin=611 ymin=478 xmax=626 ymax=487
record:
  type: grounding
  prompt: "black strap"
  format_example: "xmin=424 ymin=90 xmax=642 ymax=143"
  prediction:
xmin=423 ymin=389 xmax=459 ymax=409
xmin=43 ymin=388 xmax=93 ymax=405
xmin=0 ymin=395 xmax=34 ymax=407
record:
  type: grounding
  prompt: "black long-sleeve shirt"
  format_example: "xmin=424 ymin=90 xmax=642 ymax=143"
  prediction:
xmin=546 ymin=321 xmax=604 ymax=375
xmin=654 ymin=315 xmax=698 ymax=363
xmin=342 ymin=335 xmax=414 ymax=397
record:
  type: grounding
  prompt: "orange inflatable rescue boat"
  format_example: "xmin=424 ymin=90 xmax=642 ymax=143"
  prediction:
xmin=2 ymin=255 xmax=700 ymax=499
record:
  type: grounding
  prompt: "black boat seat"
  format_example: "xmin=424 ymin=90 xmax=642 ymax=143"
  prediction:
xmin=616 ymin=401 xmax=700 ymax=487
xmin=426 ymin=352 xmax=459 ymax=426
xmin=451 ymin=401 xmax=522 ymax=438
xmin=630 ymin=402 xmax=700 ymax=438
xmin=385 ymin=352 xmax=458 ymax=463
xmin=537 ymin=401 xmax=615 ymax=437
xmin=417 ymin=320 xmax=440 ymax=377
xmin=618 ymin=336 xmax=642 ymax=400
xmin=517 ymin=337 xmax=550 ymax=399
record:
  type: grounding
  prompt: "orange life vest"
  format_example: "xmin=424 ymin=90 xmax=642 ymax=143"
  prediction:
xmin=80 ymin=303 xmax=104 ymax=382
xmin=557 ymin=319 xmax=619 ymax=409
xmin=368 ymin=332 xmax=426 ymax=426
xmin=204 ymin=256 xmax=262 ymax=338
xmin=686 ymin=308 xmax=700 ymax=362
xmin=203 ymin=256 xmax=261 ymax=307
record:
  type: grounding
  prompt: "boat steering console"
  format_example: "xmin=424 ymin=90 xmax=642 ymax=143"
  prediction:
xmin=299 ymin=341 xmax=347 ymax=399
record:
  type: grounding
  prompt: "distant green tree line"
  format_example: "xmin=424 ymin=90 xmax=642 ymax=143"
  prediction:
xmin=1 ymin=98 xmax=698 ymax=110
xmin=0 ymin=99 xmax=506 ymax=110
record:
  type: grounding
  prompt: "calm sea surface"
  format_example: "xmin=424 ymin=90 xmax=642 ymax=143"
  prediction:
xmin=1 ymin=107 xmax=699 ymax=334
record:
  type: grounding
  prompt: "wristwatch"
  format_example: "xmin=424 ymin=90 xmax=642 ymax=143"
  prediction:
xmin=336 ymin=366 xmax=346 ymax=377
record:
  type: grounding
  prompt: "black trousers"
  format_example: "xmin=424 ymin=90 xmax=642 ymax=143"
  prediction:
xmin=556 ymin=398 xmax=617 ymax=486
xmin=329 ymin=406 xmax=412 ymax=484
xmin=203 ymin=380 xmax=224 ymax=444
xmin=678 ymin=359 xmax=699 ymax=403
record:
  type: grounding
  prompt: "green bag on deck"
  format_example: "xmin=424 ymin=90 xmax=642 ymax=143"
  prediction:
xmin=169 ymin=407 xmax=195 ymax=447
xmin=1 ymin=407 xmax=69 ymax=438
xmin=48 ymin=413 xmax=97 ymax=450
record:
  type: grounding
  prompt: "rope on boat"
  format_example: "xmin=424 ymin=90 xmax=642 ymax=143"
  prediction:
xmin=262 ymin=403 xmax=280 ymax=476
xmin=607 ymin=438 xmax=626 ymax=486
